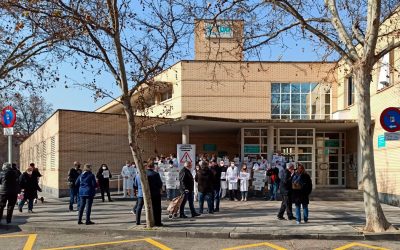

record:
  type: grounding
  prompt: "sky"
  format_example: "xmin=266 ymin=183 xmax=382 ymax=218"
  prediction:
xmin=41 ymin=35 xmax=323 ymax=112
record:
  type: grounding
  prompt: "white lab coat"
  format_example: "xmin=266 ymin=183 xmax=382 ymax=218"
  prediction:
xmin=239 ymin=172 xmax=250 ymax=192
xmin=121 ymin=165 xmax=135 ymax=190
xmin=226 ymin=166 xmax=238 ymax=190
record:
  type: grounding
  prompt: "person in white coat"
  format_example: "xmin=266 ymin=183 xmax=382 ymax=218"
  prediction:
xmin=226 ymin=162 xmax=239 ymax=201
xmin=239 ymin=164 xmax=250 ymax=201
xmin=121 ymin=161 xmax=135 ymax=198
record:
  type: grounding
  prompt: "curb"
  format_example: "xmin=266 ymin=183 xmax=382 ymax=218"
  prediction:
xmin=3 ymin=224 xmax=398 ymax=241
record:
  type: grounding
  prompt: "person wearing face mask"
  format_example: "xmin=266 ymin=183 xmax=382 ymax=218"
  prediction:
xmin=226 ymin=161 xmax=239 ymax=201
xmin=18 ymin=166 xmax=42 ymax=213
xmin=96 ymin=164 xmax=113 ymax=202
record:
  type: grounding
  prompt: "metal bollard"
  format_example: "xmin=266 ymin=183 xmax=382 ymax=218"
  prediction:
xmin=118 ymin=175 xmax=120 ymax=194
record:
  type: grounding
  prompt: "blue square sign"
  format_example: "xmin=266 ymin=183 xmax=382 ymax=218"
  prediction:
xmin=378 ymin=135 xmax=386 ymax=148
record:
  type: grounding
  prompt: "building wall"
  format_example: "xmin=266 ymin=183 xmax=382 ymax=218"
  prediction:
xmin=180 ymin=61 xmax=337 ymax=119
xmin=19 ymin=112 xmax=60 ymax=197
xmin=336 ymin=45 xmax=400 ymax=205
xmin=194 ymin=20 xmax=244 ymax=61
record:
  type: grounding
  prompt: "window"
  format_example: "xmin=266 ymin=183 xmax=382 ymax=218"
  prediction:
xmin=50 ymin=136 xmax=56 ymax=170
xmin=347 ymin=76 xmax=355 ymax=106
xmin=41 ymin=141 xmax=47 ymax=170
xmin=271 ymin=82 xmax=331 ymax=120
xmin=160 ymin=88 xmax=173 ymax=102
xmin=378 ymin=51 xmax=394 ymax=90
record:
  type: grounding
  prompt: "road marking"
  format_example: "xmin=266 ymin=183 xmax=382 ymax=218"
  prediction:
xmin=42 ymin=237 xmax=171 ymax=250
xmin=23 ymin=234 xmax=38 ymax=250
xmin=222 ymin=242 xmax=287 ymax=250
xmin=334 ymin=242 xmax=390 ymax=250
xmin=0 ymin=234 xmax=38 ymax=250
xmin=145 ymin=238 xmax=173 ymax=250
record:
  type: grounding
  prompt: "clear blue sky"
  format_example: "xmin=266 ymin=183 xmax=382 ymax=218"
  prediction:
xmin=42 ymin=32 xmax=325 ymax=112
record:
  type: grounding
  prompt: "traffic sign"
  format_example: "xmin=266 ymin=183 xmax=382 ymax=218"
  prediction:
xmin=177 ymin=144 xmax=196 ymax=169
xmin=1 ymin=106 xmax=17 ymax=128
xmin=3 ymin=127 xmax=14 ymax=136
xmin=380 ymin=107 xmax=400 ymax=132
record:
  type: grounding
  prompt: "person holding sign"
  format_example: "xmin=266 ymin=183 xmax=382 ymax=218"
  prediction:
xmin=96 ymin=164 xmax=113 ymax=202
xmin=226 ymin=162 xmax=239 ymax=201
xmin=219 ymin=161 xmax=228 ymax=199
xmin=239 ymin=164 xmax=250 ymax=201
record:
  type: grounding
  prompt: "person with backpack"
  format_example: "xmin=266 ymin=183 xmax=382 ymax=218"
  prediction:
xmin=292 ymin=163 xmax=312 ymax=224
xmin=267 ymin=164 xmax=280 ymax=201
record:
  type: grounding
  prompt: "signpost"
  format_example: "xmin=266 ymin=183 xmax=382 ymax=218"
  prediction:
xmin=380 ymin=107 xmax=400 ymax=132
xmin=1 ymin=106 xmax=17 ymax=164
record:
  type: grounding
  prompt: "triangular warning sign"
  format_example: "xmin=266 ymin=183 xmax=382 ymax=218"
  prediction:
xmin=180 ymin=152 xmax=192 ymax=163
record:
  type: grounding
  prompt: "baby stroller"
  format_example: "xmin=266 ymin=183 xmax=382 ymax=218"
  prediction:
xmin=167 ymin=194 xmax=184 ymax=219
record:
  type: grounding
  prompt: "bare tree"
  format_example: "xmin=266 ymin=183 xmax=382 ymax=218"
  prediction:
xmin=6 ymin=0 xmax=190 ymax=227
xmin=190 ymin=0 xmax=400 ymax=232
xmin=0 ymin=4 xmax=60 ymax=97
xmin=12 ymin=93 xmax=53 ymax=135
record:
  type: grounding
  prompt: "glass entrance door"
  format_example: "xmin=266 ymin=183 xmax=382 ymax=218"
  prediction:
xmin=315 ymin=132 xmax=345 ymax=187
xmin=278 ymin=128 xmax=315 ymax=182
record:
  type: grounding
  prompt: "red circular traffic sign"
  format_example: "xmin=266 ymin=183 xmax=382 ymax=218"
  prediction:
xmin=1 ymin=106 xmax=17 ymax=128
xmin=380 ymin=107 xmax=400 ymax=132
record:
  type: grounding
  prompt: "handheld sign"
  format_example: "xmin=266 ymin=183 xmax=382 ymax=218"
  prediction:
xmin=1 ymin=106 xmax=17 ymax=128
xmin=380 ymin=107 xmax=400 ymax=132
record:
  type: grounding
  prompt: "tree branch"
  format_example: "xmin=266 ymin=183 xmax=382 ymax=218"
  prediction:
xmin=325 ymin=0 xmax=359 ymax=60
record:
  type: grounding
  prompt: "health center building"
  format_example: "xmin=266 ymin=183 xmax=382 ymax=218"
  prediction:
xmin=19 ymin=17 xmax=400 ymax=205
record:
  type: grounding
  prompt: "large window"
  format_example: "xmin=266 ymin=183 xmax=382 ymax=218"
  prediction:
xmin=271 ymin=83 xmax=331 ymax=120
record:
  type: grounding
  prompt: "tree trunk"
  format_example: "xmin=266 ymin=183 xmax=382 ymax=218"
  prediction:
xmin=354 ymin=66 xmax=395 ymax=232
xmin=121 ymin=95 xmax=155 ymax=228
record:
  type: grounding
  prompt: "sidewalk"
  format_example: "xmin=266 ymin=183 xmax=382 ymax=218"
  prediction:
xmin=2 ymin=195 xmax=400 ymax=240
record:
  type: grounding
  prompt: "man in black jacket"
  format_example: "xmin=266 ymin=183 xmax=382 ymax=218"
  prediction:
xmin=146 ymin=162 xmax=163 ymax=226
xmin=277 ymin=164 xmax=295 ymax=220
xmin=67 ymin=161 xmax=82 ymax=211
xmin=195 ymin=162 xmax=214 ymax=214
xmin=210 ymin=161 xmax=222 ymax=212
xmin=179 ymin=161 xmax=200 ymax=218
xmin=0 ymin=163 xmax=19 ymax=224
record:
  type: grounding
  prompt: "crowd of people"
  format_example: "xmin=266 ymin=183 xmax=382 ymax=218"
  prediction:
xmin=0 ymin=152 xmax=313 ymax=226
xmin=0 ymin=162 xmax=42 ymax=224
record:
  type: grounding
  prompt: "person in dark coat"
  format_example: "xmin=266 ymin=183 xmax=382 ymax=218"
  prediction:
xmin=68 ymin=161 xmax=82 ymax=211
xmin=76 ymin=164 xmax=96 ymax=225
xmin=96 ymin=164 xmax=113 ymax=202
xmin=18 ymin=166 xmax=42 ymax=213
xmin=0 ymin=163 xmax=19 ymax=224
xmin=292 ymin=163 xmax=312 ymax=224
xmin=179 ymin=161 xmax=201 ymax=218
xmin=195 ymin=161 xmax=214 ymax=214
xmin=210 ymin=160 xmax=222 ymax=212
xmin=277 ymin=164 xmax=295 ymax=220
xmin=146 ymin=162 xmax=163 ymax=226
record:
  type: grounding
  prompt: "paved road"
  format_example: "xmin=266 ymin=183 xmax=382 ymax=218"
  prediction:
xmin=0 ymin=231 xmax=398 ymax=250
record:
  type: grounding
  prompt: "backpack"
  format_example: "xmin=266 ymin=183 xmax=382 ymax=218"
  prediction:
xmin=292 ymin=174 xmax=303 ymax=190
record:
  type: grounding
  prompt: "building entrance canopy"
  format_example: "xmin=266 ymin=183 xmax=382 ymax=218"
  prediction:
xmin=148 ymin=115 xmax=358 ymax=133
